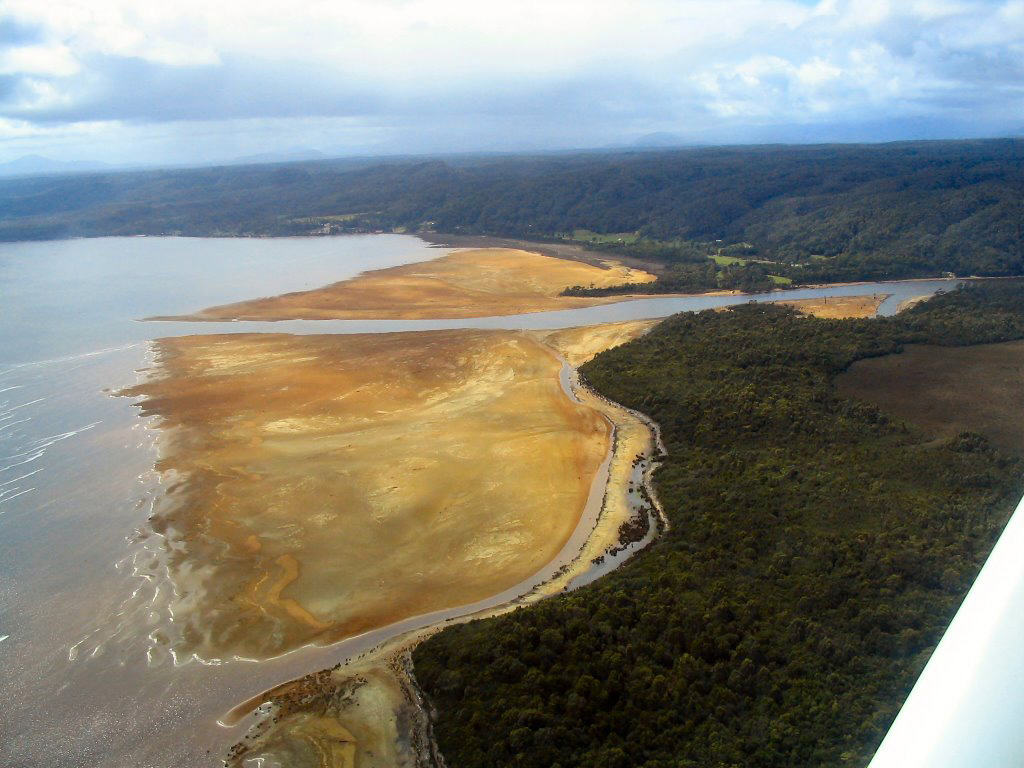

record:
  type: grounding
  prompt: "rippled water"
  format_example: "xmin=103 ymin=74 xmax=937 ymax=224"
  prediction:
xmin=0 ymin=234 xmax=967 ymax=767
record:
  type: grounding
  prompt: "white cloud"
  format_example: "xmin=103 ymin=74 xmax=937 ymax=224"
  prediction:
xmin=0 ymin=43 xmax=79 ymax=77
xmin=0 ymin=0 xmax=1020 ymax=163
xmin=796 ymin=58 xmax=842 ymax=87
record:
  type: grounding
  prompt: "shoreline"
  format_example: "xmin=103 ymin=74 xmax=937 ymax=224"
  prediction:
xmin=120 ymin=250 xmax=974 ymax=764
xmin=894 ymin=294 xmax=931 ymax=313
xmin=145 ymin=272 xmax=993 ymax=326
xmin=142 ymin=239 xmax=982 ymax=326
xmin=219 ymin=322 xmax=669 ymax=766
xmin=148 ymin=248 xmax=657 ymax=323
xmin=7 ymin=228 xmax=1017 ymax=294
xmin=774 ymin=293 xmax=891 ymax=319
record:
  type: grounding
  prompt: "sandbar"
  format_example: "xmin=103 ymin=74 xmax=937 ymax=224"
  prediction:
xmin=153 ymin=248 xmax=656 ymax=321
xmin=894 ymin=294 xmax=931 ymax=313
xmin=537 ymin=319 xmax=662 ymax=367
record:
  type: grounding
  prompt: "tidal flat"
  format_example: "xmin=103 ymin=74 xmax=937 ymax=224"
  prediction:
xmin=0 ymin=233 xmax=969 ymax=768
xmin=774 ymin=293 xmax=890 ymax=319
xmin=216 ymin=320 xmax=665 ymax=768
xmin=155 ymin=247 xmax=656 ymax=321
xmin=122 ymin=328 xmax=612 ymax=660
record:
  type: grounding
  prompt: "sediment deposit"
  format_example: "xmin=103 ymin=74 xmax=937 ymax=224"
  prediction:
xmin=773 ymin=293 xmax=889 ymax=319
xmin=155 ymin=248 xmax=656 ymax=321
xmin=124 ymin=329 xmax=610 ymax=660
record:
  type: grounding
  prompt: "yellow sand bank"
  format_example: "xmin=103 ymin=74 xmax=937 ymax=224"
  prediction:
xmin=124 ymin=329 xmax=610 ymax=660
xmin=219 ymin=321 xmax=666 ymax=768
xmin=773 ymin=294 xmax=889 ymax=319
xmin=538 ymin=319 xmax=661 ymax=367
xmin=155 ymin=248 xmax=656 ymax=321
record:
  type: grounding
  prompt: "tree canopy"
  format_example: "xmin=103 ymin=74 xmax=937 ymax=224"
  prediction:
xmin=2 ymin=140 xmax=1022 ymax=285
xmin=412 ymin=282 xmax=1024 ymax=768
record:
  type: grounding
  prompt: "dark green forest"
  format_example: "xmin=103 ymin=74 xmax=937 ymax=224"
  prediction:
xmin=412 ymin=282 xmax=1024 ymax=768
xmin=2 ymin=140 xmax=1022 ymax=286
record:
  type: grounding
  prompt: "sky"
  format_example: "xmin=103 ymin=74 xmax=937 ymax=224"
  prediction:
xmin=0 ymin=0 xmax=1022 ymax=166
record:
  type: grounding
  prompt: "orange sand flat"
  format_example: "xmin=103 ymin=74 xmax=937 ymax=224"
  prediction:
xmin=124 ymin=329 xmax=610 ymax=659
xmin=154 ymin=248 xmax=656 ymax=321
xmin=220 ymin=321 xmax=667 ymax=768
xmin=773 ymin=294 xmax=889 ymax=319
xmin=538 ymin=320 xmax=661 ymax=367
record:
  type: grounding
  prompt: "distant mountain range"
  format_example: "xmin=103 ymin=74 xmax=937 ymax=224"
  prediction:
xmin=225 ymin=148 xmax=327 ymax=165
xmin=629 ymin=132 xmax=692 ymax=148
xmin=0 ymin=155 xmax=115 ymax=177
xmin=0 ymin=148 xmax=332 ymax=178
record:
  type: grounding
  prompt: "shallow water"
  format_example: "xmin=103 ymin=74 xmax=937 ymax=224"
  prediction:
xmin=142 ymin=277 xmax=955 ymax=339
xmin=0 ymin=234 xmax=972 ymax=766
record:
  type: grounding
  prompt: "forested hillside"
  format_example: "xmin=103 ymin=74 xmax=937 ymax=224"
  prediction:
xmin=412 ymin=283 xmax=1024 ymax=768
xmin=1 ymin=140 xmax=1021 ymax=284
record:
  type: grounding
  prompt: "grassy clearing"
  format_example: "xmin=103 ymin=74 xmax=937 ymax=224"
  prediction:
xmin=569 ymin=229 xmax=640 ymax=245
xmin=837 ymin=341 xmax=1024 ymax=455
xmin=320 ymin=213 xmax=364 ymax=222
xmin=710 ymin=254 xmax=748 ymax=266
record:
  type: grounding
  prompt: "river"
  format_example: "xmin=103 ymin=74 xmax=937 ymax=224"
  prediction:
xmin=0 ymin=234 xmax=986 ymax=766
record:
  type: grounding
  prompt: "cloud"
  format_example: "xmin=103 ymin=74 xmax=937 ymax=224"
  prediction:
xmin=0 ymin=0 xmax=1021 ymax=163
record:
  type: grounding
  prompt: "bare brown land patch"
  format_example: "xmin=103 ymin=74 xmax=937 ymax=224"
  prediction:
xmin=773 ymin=294 xmax=889 ymax=319
xmin=836 ymin=340 xmax=1024 ymax=455
xmin=154 ymin=248 xmax=656 ymax=321
xmin=123 ymin=329 xmax=610 ymax=660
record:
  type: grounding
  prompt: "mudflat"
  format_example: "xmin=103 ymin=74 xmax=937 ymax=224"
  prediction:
xmin=836 ymin=340 xmax=1024 ymax=454
xmin=774 ymin=294 xmax=889 ymax=319
xmin=123 ymin=329 xmax=610 ymax=659
xmin=219 ymin=320 xmax=665 ymax=768
xmin=155 ymin=248 xmax=656 ymax=321
xmin=538 ymin=320 xmax=661 ymax=367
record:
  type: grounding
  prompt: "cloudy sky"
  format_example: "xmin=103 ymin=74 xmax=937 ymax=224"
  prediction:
xmin=0 ymin=0 xmax=1022 ymax=166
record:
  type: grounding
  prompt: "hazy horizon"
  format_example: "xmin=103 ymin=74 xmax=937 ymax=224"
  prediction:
xmin=4 ymin=135 xmax=1023 ymax=180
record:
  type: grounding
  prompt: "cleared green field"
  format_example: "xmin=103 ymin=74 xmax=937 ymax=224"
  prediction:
xmin=710 ymin=254 xmax=748 ymax=266
xmin=291 ymin=212 xmax=366 ymax=224
xmin=319 ymin=213 xmax=364 ymax=222
xmin=569 ymin=229 xmax=639 ymax=245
